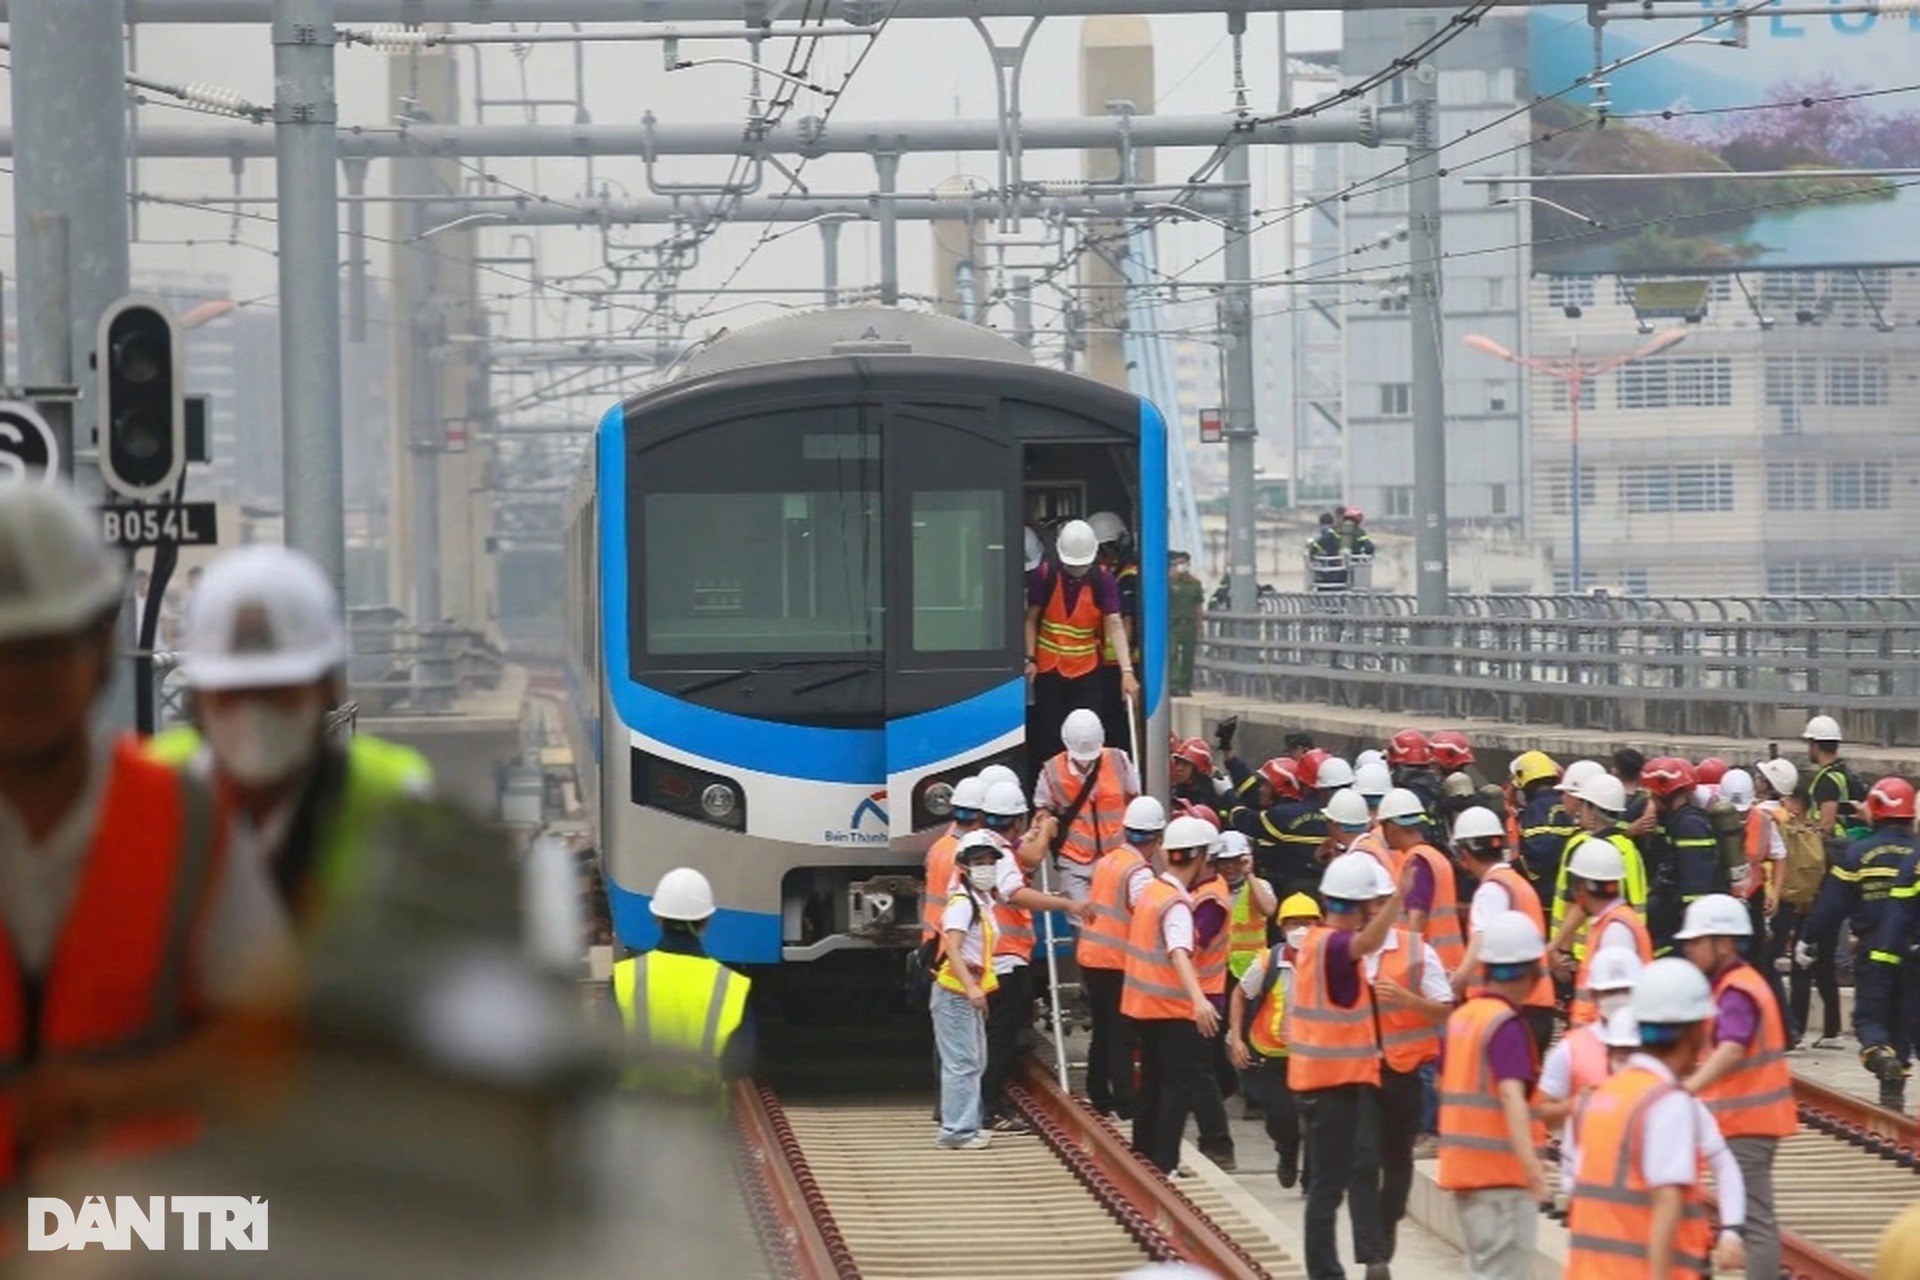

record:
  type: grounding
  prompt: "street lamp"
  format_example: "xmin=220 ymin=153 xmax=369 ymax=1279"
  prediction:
xmin=1463 ymin=327 xmax=1687 ymax=591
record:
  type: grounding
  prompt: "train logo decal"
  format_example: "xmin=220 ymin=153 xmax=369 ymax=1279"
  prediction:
xmin=826 ymin=791 xmax=890 ymax=846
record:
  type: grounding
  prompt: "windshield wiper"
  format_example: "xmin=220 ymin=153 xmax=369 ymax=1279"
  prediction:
xmin=675 ymin=657 xmax=875 ymax=697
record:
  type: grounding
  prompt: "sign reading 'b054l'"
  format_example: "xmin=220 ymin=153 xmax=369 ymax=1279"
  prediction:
xmin=0 ymin=401 xmax=61 ymax=488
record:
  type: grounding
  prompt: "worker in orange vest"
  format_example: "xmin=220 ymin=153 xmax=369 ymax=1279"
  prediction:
xmin=1435 ymin=911 xmax=1553 ymax=1279
xmin=1032 ymin=707 xmax=1140 ymax=902
xmin=1449 ymin=807 xmax=1557 ymax=1058
xmin=922 ymin=775 xmax=989 ymax=937
xmin=1550 ymin=837 xmax=1653 ymax=1027
xmin=1025 ymin=518 xmax=1137 ymax=764
xmin=1077 ymin=795 xmax=1166 ymax=1120
xmin=0 ymin=488 xmax=295 ymax=1195
xmin=1566 ymin=958 xmax=1747 ymax=1279
xmin=1185 ymin=821 xmax=1238 ymax=1170
xmin=1288 ymin=851 xmax=1408 ymax=1280
xmin=1119 ymin=814 xmax=1221 ymax=1175
xmin=1377 ymin=790 xmax=1463 ymax=972
xmin=1535 ymin=947 xmax=1643 ymax=1199
xmin=1677 ymin=894 xmax=1795 ymax=1280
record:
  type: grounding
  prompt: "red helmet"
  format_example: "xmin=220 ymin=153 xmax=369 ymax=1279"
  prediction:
xmin=1175 ymin=737 xmax=1214 ymax=773
xmin=1641 ymin=757 xmax=1698 ymax=799
xmin=1341 ymin=506 xmax=1365 ymax=523
xmin=1429 ymin=730 xmax=1475 ymax=769
xmin=1865 ymin=777 xmax=1917 ymax=823
xmin=1185 ymin=803 xmax=1222 ymax=830
xmin=1296 ymin=748 xmax=1330 ymax=790
xmin=1259 ymin=757 xmax=1303 ymax=801
xmin=1387 ymin=729 xmax=1432 ymax=768
xmin=1695 ymin=757 xmax=1729 ymax=786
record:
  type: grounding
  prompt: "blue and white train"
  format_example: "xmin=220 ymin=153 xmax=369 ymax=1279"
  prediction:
xmin=563 ymin=307 xmax=1168 ymax=1006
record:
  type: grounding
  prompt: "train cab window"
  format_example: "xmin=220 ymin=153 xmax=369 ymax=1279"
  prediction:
xmin=911 ymin=489 xmax=1006 ymax=652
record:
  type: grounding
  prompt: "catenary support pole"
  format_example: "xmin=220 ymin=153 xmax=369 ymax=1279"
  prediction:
xmin=820 ymin=217 xmax=841 ymax=308
xmin=273 ymin=0 xmax=346 ymax=597
xmin=1222 ymin=132 xmax=1258 ymax=616
xmin=875 ymin=151 xmax=900 ymax=306
xmin=1406 ymin=14 xmax=1450 ymax=617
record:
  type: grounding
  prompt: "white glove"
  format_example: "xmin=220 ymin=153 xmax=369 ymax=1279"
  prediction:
xmin=1212 ymin=773 xmax=1233 ymax=798
xmin=1794 ymin=940 xmax=1816 ymax=969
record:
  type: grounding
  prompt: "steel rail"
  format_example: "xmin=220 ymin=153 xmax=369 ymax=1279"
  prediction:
xmin=732 ymin=1079 xmax=855 ymax=1280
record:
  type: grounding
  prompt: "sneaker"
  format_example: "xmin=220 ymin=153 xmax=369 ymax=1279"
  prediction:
xmin=988 ymin=1114 xmax=1032 ymax=1134
xmin=1200 ymin=1146 xmax=1238 ymax=1172
xmin=936 ymin=1133 xmax=992 ymax=1150
xmin=1411 ymin=1134 xmax=1439 ymax=1161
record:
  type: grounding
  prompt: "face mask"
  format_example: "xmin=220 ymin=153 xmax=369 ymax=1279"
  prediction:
xmin=1223 ymin=870 xmax=1247 ymax=888
xmin=1285 ymin=926 xmax=1310 ymax=950
xmin=203 ymin=696 xmax=323 ymax=786
xmin=1597 ymin=992 xmax=1630 ymax=1021
xmin=965 ymin=863 xmax=998 ymax=893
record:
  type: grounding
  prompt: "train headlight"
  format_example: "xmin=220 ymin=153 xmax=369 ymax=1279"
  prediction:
xmin=700 ymin=783 xmax=739 ymax=821
xmin=922 ymin=781 xmax=955 ymax=819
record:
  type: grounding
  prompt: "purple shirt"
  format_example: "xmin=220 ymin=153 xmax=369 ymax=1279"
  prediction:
xmin=1193 ymin=896 xmax=1229 ymax=948
xmin=1486 ymin=1013 xmax=1539 ymax=1086
xmin=1028 ymin=561 xmax=1121 ymax=616
xmin=1323 ymin=929 xmax=1362 ymax=1008
xmin=1713 ymin=982 xmax=1760 ymax=1049
xmin=1405 ymin=854 xmax=1435 ymax=915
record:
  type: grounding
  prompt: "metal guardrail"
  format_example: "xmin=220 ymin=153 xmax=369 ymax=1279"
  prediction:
xmin=1196 ymin=594 xmax=1920 ymax=747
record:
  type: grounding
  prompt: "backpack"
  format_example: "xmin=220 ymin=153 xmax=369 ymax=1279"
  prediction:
xmin=1778 ymin=811 xmax=1828 ymax=908
xmin=1705 ymin=797 xmax=1747 ymax=889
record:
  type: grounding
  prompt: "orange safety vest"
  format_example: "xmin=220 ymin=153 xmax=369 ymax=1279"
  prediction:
xmin=1076 ymin=845 xmax=1146 ymax=971
xmin=0 ymin=737 xmax=223 ymax=1187
xmin=1351 ymin=830 xmax=1403 ymax=878
xmin=1285 ymin=925 xmax=1381 ymax=1092
xmin=922 ymin=828 xmax=961 ymax=935
xmin=1227 ymin=877 xmax=1272 ymax=981
xmin=1044 ymin=749 xmax=1132 ymax=866
xmin=1191 ymin=876 xmax=1231 ymax=997
xmin=1735 ymin=807 xmax=1771 ymax=901
xmin=1567 ymin=1067 xmax=1713 ymax=1279
xmin=1569 ymin=901 xmax=1653 ymax=1027
xmin=1246 ymin=946 xmax=1292 ymax=1058
xmin=1034 ymin=567 xmax=1105 ymax=679
xmin=993 ymin=862 xmax=1036 ymax=963
xmin=1407 ymin=842 xmax=1465 ymax=971
xmin=1698 ymin=962 xmax=1797 ymax=1139
xmin=1482 ymin=863 xmax=1555 ymax=1010
xmin=935 ymin=889 xmax=1000 ymax=996
xmin=1120 ymin=877 xmax=1194 ymax=1021
xmin=1436 ymin=995 xmax=1539 ymax=1192
xmin=1376 ymin=928 xmax=1441 ymax=1073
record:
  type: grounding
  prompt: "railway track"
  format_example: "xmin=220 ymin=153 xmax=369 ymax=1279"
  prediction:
xmin=1770 ymin=1075 xmax=1920 ymax=1279
xmin=733 ymin=1055 xmax=1302 ymax=1280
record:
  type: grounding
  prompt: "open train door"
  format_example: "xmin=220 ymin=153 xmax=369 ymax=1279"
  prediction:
xmin=881 ymin=395 xmax=1027 ymax=844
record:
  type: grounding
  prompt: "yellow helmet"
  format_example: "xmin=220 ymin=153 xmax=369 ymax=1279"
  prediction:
xmin=1510 ymin=750 xmax=1561 ymax=788
xmin=1277 ymin=892 xmax=1323 ymax=923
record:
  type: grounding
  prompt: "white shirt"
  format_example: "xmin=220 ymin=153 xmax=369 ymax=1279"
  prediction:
xmin=1155 ymin=871 xmax=1196 ymax=955
xmin=1362 ymin=930 xmax=1455 ymax=1005
xmin=1123 ymin=861 xmax=1154 ymax=909
xmin=1235 ymin=946 xmax=1293 ymax=1001
xmin=1469 ymin=873 xmax=1516 ymax=934
xmin=1031 ymin=753 xmax=1143 ymax=811
xmin=1591 ymin=913 xmax=1641 ymax=957
xmin=1755 ymin=802 xmax=1788 ymax=861
xmin=940 ymin=886 xmax=994 ymax=973
xmin=1564 ymin=1053 xmax=1746 ymax=1230
xmin=1540 ymin=1025 xmax=1613 ymax=1195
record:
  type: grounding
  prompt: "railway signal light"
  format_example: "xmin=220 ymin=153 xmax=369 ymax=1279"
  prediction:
xmin=96 ymin=295 xmax=185 ymax=500
xmin=1198 ymin=407 xmax=1224 ymax=444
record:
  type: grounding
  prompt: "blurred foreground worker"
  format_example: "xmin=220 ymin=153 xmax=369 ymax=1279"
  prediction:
xmin=1288 ymin=851 xmax=1407 ymax=1280
xmin=1877 ymin=1200 xmax=1920 ymax=1280
xmin=1079 ymin=796 xmax=1166 ymax=1120
xmin=1566 ymin=958 xmax=1746 ymax=1279
xmin=1677 ymin=894 xmax=1794 ymax=1280
xmin=1550 ymin=837 xmax=1653 ymax=1028
xmin=1228 ymin=893 xmax=1323 ymax=1189
xmin=1435 ymin=911 xmax=1552 ymax=1280
xmin=1121 ymin=815 xmax=1223 ymax=1176
xmin=1448 ymin=807 xmax=1556 ymax=1058
xmin=612 ymin=868 xmax=753 ymax=1107
xmin=1026 ymin=519 xmax=1137 ymax=762
xmin=149 ymin=544 xmax=432 ymax=929
xmin=1534 ymin=949 xmax=1643 ymax=1197
xmin=1033 ymin=707 xmax=1140 ymax=903
xmin=1167 ymin=550 xmax=1206 ymax=697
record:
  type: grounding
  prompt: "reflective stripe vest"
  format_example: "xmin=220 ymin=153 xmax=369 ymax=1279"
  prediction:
xmin=1285 ymin=925 xmax=1381 ymax=1092
xmin=1569 ymin=902 xmax=1653 ymax=1027
xmin=923 ymin=829 xmax=961 ymax=935
xmin=1246 ymin=947 xmax=1292 ymax=1058
xmin=1077 ymin=845 xmax=1148 ymax=971
xmin=1436 ymin=996 xmax=1538 ymax=1191
xmin=1376 ymin=929 xmax=1441 ymax=1073
xmin=1352 ymin=830 xmax=1403 ymax=879
xmin=612 ymin=949 xmax=752 ymax=1105
xmin=1482 ymin=864 xmax=1555 ymax=1010
xmin=1227 ymin=878 xmax=1272 ymax=980
xmin=934 ymin=890 xmax=1000 ymax=997
xmin=1735 ymin=807 xmax=1771 ymax=901
xmin=1120 ymin=878 xmax=1193 ymax=1021
xmin=1699 ymin=962 xmax=1797 ymax=1139
xmin=1192 ymin=877 xmax=1231 ymax=997
xmin=1406 ymin=842 xmax=1465 ymax=972
xmin=993 ymin=865 xmax=1036 ymax=963
xmin=1567 ymin=1068 xmax=1713 ymax=1279
xmin=1034 ymin=569 xmax=1104 ymax=679
xmin=1045 ymin=749 xmax=1132 ymax=866
xmin=1100 ymin=563 xmax=1139 ymax=664
xmin=0 ymin=737 xmax=224 ymax=1185
xmin=1550 ymin=829 xmax=1650 ymax=954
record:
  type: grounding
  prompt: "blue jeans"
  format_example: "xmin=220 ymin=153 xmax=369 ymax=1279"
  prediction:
xmin=1418 ymin=1059 xmax=1438 ymax=1135
xmin=931 ymin=984 xmax=987 ymax=1142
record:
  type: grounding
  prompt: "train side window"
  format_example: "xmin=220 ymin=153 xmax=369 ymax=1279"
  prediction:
xmin=911 ymin=489 xmax=1005 ymax=652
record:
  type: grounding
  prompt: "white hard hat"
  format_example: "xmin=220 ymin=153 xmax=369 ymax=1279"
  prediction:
xmin=950 ymin=775 xmax=989 ymax=812
xmin=1569 ymin=772 xmax=1628 ymax=814
xmin=1355 ymin=748 xmax=1387 ymax=772
xmin=1211 ymin=829 xmax=1254 ymax=860
xmin=650 ymin=867 xmax=716 ymax=922
xmin=0 ymin=487 xmax=124 ymax=643
xmin=954 ymin=828 xmax=1005 ymax=862
xmin=977 ymin=764 xmax=1021 ymax=792
xmin=1321 ymin=851 xmax=1379 ymax=903
xmin=1566 ymin=835 xmax=1627 ymax=884
xmin=1802 ymin=713 xmax=1842 ymax=743
xmin=1369 ymin=861 xmax=1395 ymax=898
xmin=1600 ymin=1007 xmax=1642 ymax=1049
xmin=1056 ymin=519 xmax=1099 ymax=568
xmin=1323 ymin=788 xmax=1371 ymax=829
xmin=1587 ymin=945 xmax=1644 ymax=994
xmin=1673 ymin=892 xmax=1753 ymax=941
xmin=1164 ymin=814 xmax=1217 ymax=852
xmin=1061 ymin=708 xmax=1106 ymax=762
xmin=1479 ymin=910 xmax=1546 ymax=965
xmin=1024 ymin=527 xmax=1044 ymax=573
xmin=1353 ymin=760 xmax=1394 ymax=799
xmin=1757 ymin=758 xmax=1799 ymax=798
xmin=1451 ymin=806 xmax=1505 ymax=845
xmin=1377 ymin=787 xmax=1427 ymax=825
xmin=1718 ymin=768 xmax=1755 ymax=811
xmin=1087 ymin=510 xmax=1129 ymax=546
xmin=1630 ymin=956 xmax=1716 ymax=1024
xmin=1557 ymin=759 xmax=1606 ymax=793
xmin=1315 ymin=757 xmax=1356 ymax=789
xmin=1123 ymin=795 xmax=1168 ymax=832
xmin=982 ymin=780 xmax=1029 ymax=818
xmin=182 ymin=545 xmax=346 ymax=691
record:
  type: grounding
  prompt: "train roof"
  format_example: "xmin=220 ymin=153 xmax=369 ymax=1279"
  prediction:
xmin=678 ymin=305 xmax=1034 ymax=379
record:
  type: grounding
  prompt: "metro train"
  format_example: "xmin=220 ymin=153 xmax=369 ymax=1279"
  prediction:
xmin=562 ymin=306 xmax=1169 ymax=1010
